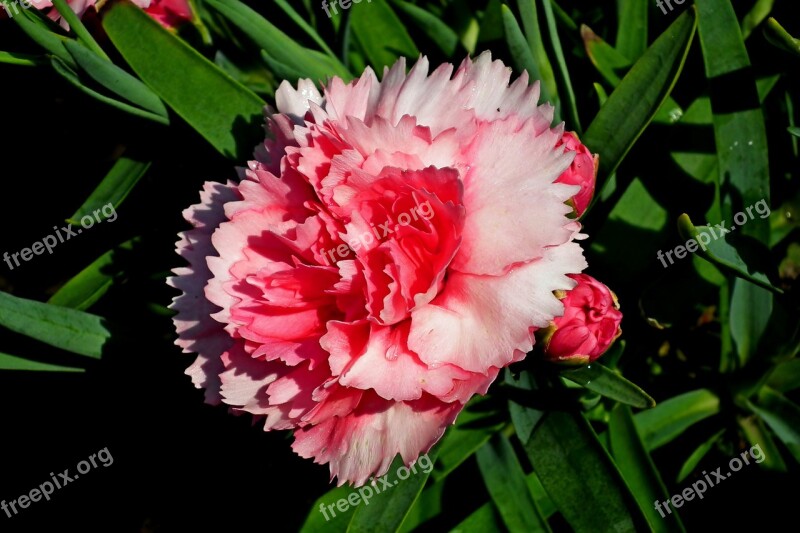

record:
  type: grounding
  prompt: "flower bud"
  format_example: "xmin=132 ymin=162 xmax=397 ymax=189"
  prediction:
xmin=539 ymin=274 xmax=622 ymax=365
xmin=555 ymin=131 xmax=598 ymax=217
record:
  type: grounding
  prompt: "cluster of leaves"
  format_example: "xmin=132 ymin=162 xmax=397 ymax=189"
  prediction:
xmin=1 ymin=0 xmax=799 ymax=530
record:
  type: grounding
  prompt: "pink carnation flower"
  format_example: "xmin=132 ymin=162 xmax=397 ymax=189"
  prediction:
xmin=170 ymin=53 xmax=592 ymax=486
xmin=555 ymin=131 xmax=598 ymax=217
xmin=540 ymin=273 xmax=622 ymax=365
xmin=23 ymin=0 xmax=190 ymax=29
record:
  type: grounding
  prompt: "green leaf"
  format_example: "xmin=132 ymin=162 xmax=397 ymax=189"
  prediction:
xmin=451 ymin=503 xmax=503 ymax=532
xmin=741 ymin=0 xmax=774 ymax=40
xmin=745 ymin=386 xmax=800 ymax=460
xmin=273 ymin=0 xmax=338 ymax=59
xmin=677 ymin=214 xmax=783 ymax=294
xmin=506 ymin=369 xmax=544 ymax=445
xmin=502 ymin=5 xmax=540 ymax=86
xmin=103 ymin=1 xmax=265 ymax=160
xmin=789 ymin=126 xmax=800 ymax=137
xmin=697 ymin=0 xmax=771 ymax=243
xmin=476 ymin=434 xmax=550 ymax=533
xmin=0 ymin=291 xmax=111 ymax=359
xmin=737 ymin=415 xmax=787 ymax=471
xmin=562 ymin=363 xmax=656 ymax=409
xmin=50 ymin=56 xmax=170 ymax=125
xmin=767 ymin=358 xmax=800 ymax=392
xmin=49 ymin=239 xmax=139 ymax=311
xmin=63 ymin=41 xmax=168 ymax=119
xmin=525 ymin=409 xmax=645 ymax=532
xmin=610 ymin=404 xmax=685 ymax=533
xmin=583 ymin=8 xmax=696 ymax=181
xmin=51 ymin=0 xmax=109 ymax=60
xmin=764 ymin=17 xmax=800 ymax=57
xmin=730 ymin=279 xmax=773 ymax=368
xmin=676 ymin=429 xmax=725 ymax=482
xmin=581 ymin=25 xmax=683 ymax=124
xmin=0 ymin=50 xmax=44 ymax=66
xmin=635 ymin=389 xmax=720 ymax=451
xmin=12 ymin=8 xmax=76 ymax=69
xmin=350 ymin=0 xmax=418 ymax=71
xmin=516 ymin=0 xmax=558 ymax=108
xmin=346 ymin=451 xmax=437 ymax=533
xmin=0 ymin=352 xmax=84 ymax=373
xmin=392 ymin=0 xmax=458 ymax=56
xmin=541 ymin=0 xmax=579 ymax=131
xmin=432 ymin=398 xmax=505 ymax=482
xmin=68 ymin=156 xmax=150 ymax=225
xmin=615 ymin=0 xmax=648 ymax=60
xmin=206 ymin=0 xmax=351 ymax=80
xmin=300 ymin=485 xmax=353 ymax=533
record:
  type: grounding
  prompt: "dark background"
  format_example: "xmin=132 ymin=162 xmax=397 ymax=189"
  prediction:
xmin=1 ymin=0 xmax=798 ymax=531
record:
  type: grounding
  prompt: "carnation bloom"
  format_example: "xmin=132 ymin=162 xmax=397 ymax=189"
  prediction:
xmin=22 ymin=0 xmax=190 ymax=29
xmin=170 ymin=53 xmax=593 ymax=486
xmin=555 ymin=131 xmax=598 ymax=217
xmin=539 ymin=273 xmax=622 ymax=365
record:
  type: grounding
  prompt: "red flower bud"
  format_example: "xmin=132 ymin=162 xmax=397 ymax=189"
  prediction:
xmin=555 ymin=131 xmax=598 ymax=217
xmin=540 ymin=274 xmax=622 ymax=365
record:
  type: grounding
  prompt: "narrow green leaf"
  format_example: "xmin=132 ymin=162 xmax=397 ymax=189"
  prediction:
xmin=63 ymin=41 xmax=168 ymax=118
xmin=392 ymin=0 xmax=458 ymax=56
xmin=68 ymin=156 xmax=150 ymax=225
xmin=582 ymin=24 xmax=683 ymax=124
xmin=206 ymin=0 xmax=351 ymax=80
xmin=300 ymin=485 xmax=353 ymax=533
xmin=517 ymin=0 xmax=557 ymax=107
xmin=541 ymin=0 xmax=579 ymax=131
xmin=476 ymin=434 xmax=550 ymax=533
xmin=50 ymin=56 xmax=170 ymax=125
xmin=350 ymin=0 xmax=418 ymax=71
xmin=274 ymin=0 xmax=338 ymax=59
xmin=0 ymin=291 xmax=111 ymax=359
xmin=502 ymin=5 xmax=542 ymax=93
xmin=789 ymin=126 xmax=800 ymax=138
xmin=0 ymin=50 xmax=44 ymax=66
xmin=615 ymin=0 xmax=648 ymax=60
xmin=51 ymin=0 xmax=109 ymax=60
xmin=525 ymin=409 xmax=645 ymax=532
xmin=741 ymin=0 xmax=774 ymax=40
xmin=583 ymin=8 xmax=696 ymax=181
xmin=737 ymin=415 xmax=788 ymax=471
xmin=562 ymin=363 xmax=656 ymax=409
xmin=677 ymin=214 xmax=783 ymax=294
xmin=507 ymin=369 xmax=544 ymax=445
xmin=451 ymin=503 xmax=503 ymax=532
xmin=767 ymin=358 xmax=800 ymax=392
xmin=730 ymin=279 xmax=773 ymax=367
xmin=764 ymin=17 xmax=800 ymax=57
xmin=635 ymin=389 xmax=720 ymax=451
xmin=676 ymin=429 xmax=725 ymax=482
xmin=432 ymin=399 xmax=505 ymax=482
xmin=697 ymin=0 xmax=771 ymax=243
xmin=0 ymin=352 xmax=84 ymax=373
xmin=746 ymin=386 xmax=800 ymax=459
xmin=49 ymin=239 xmax=139 ymax=311
xmin=103 ymin=1 xmax=265 ymax=159
xmin=12 ymin=8 xmax=76 ymax=69
xmin=610 ymin=405 xmax=685 ymax=533
xmin=347 ymin=450 xmax=437 ymax=533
